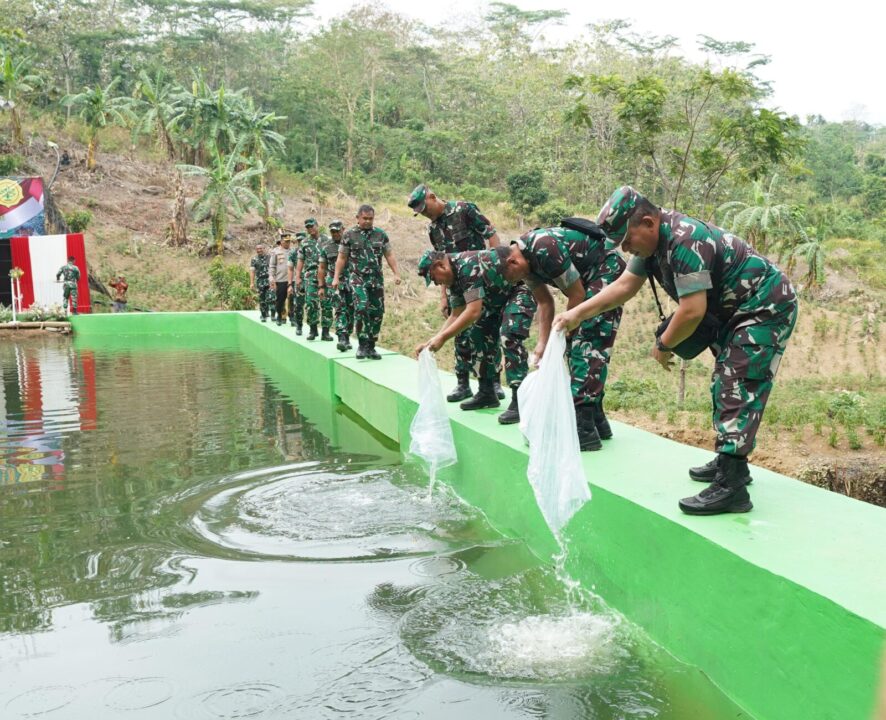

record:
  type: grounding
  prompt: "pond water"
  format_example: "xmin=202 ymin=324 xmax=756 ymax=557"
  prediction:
xmin=0 ymin=337 xmax=749 ymax=719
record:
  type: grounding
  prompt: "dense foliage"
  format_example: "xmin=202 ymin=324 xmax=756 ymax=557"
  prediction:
xmin=1 ymin=0 xmax=884 ymax=257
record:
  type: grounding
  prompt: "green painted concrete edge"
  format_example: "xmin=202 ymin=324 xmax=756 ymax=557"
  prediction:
xmin=71 ymin=311 xmax=886 ymax=720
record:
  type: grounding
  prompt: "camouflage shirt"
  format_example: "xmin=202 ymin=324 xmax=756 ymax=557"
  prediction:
xmin=338 ymin=226 xmax=392 ymax=283
xmin=428 ymin=201 xmax=496 ymax=253
xmin=514 ymin=227 xmax=615 ymax=292
xmin=626 ymin=209 xmax=795 ymax=325
xmin=447 ymin=247 xmax=513 ymax=309
xmin=250 ymin=254 xmax=270 ymax=286
xmin=56 ymin=262 xmax=80 ymax=288
xmin=317 ymin=235 xmax=339 ymax=275
xmin=297 ymin=233 xmax=329 ymax=272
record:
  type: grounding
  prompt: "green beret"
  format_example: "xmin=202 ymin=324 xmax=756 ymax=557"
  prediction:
xmin=595 ymin=186 xmax=644 ymax=243
xmin=407 ymin=184 xmax=428 ymax=215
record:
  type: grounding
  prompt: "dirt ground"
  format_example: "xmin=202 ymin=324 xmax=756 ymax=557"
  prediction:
xmin=20 ymin=133 xmax=885 ymax=498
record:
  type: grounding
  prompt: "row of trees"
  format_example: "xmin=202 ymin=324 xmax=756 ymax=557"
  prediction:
xmin=1 ymin=1 xmax=884 ymax=272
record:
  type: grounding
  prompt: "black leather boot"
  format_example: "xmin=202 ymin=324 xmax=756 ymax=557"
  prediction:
xmin=575 ymin=404 xmax=602 ymax=451
xmin=460 ymin=379 xmax=500 ymax=410
xmin=321 ymin=327 xmax=333 ymax=341
xmin=493 ymin=379 xmax=505 ymax=400
xmin=355 ymin=340 xmax=369 ymax=359
xmin=446 ymin=374 xmax=472 ymax=403
xmin=307 ymin=324 xmax=318 ymax=340
xmin=689 ymin=455 xmax=753 ymax=484
xmin=336 ymin=334 xmax=349 ymax=352
xmin=593 ymin=399 xmax=613 ymax=440
xmin=679 ymin=454 xmax=753 ymax=515
xmin=294 ymin=324 xmax=302 ymax=335
xmin=497 ymin=386 xmax=520 ymax=425
xmin=367 ymin=341 xmax=381 ymax=360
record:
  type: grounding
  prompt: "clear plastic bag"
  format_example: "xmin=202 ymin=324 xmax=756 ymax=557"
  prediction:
xmin=517 ymin=330 xmax=591 ymax=534
xmin=409 ymin=349 xmax=458 ymax=491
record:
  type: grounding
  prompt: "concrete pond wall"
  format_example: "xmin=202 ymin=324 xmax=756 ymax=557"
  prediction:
xmin=71 ymin=311 xmax=886 ymax=720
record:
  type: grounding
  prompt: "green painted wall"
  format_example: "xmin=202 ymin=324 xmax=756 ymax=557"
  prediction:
xmin=71 ymin=311 xmax=886 ymax=720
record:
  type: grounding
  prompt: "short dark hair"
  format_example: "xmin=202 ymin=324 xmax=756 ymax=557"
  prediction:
xmin=628 ymin=197 xmax=660 ymax=227
xmin=357 ymin=204 xmax=375 ymax=216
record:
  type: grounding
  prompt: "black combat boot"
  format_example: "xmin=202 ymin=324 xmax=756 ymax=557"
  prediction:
xmin=367 ymin=341 xmax=381 ymax=360
xmin=307 ymin=324 xmax=318 ymax=340
xmin=321 ymin=327 xmax=333 ymax=341
xmin=460 ymin=379 xmax=501 ymax=411
xmin=689 ymin=455 xmax=754 ymax=484
xmin=575 ymin=404 xmax=602 ymax=451
xmin=355 ymin=340 xmax=369 ymax=359
xmin=260 ymin=315 xmax=267 ymax=323
xmin=336 ymin=334 xmax=349 ymax=352
xmin=294 ymin=324 xmax=302 ymax=335
xmin=493 ymin=378 xmax=505 ymax=400
xmin=497 ymin=386 xmax=520 ymax=425
xmin=593 ymin=399 xmax=613 ymax=440
xmin=447 ymin=373 xmax=473 ymax=403
xmin=679 ymin=454 xmax=753 ymax=515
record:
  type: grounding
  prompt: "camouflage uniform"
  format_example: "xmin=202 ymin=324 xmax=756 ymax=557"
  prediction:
xmin=319 ymin=234 xmax=352 ymax=336
xmin=338 ymin=225 xmax=392 ymax=345
xmin=427 ymin=199 xmax=500 ymax=379
xmin=55 ymin=262 xmax=80 ymax=313
xmin=501 ymin=283 xmax=537 ymax=388
xmin=288 ymin=240 xmax=306 ymax=327
xmin=515 ymin=227 xmax=626 ymax=408
xmin=624 ymin=209 xmax=798 ymax=456
xmin=250 ymin=253 xmax=274 ymax=318
xmin=421 ymin=247 xmax=514 ymax=382
xmin=299 ymin=232 xmax=334 ymax=329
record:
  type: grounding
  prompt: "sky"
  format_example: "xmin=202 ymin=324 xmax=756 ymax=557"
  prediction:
xmin=309 ymin=0 xmax=885 ymax=126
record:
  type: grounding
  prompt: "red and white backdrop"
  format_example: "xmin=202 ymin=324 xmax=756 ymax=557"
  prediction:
xmin=10 ymin=233 xmax=91 ymax=313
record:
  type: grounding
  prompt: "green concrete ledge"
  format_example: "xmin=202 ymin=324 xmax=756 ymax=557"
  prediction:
xmin=71 ymin=311 xmax=886 ymax=720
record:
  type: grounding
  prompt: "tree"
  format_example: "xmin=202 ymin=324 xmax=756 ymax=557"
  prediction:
xmin=507 ymin=168 xmax=548 ymax=225
xmin=61 ymin=77 xmax=133 ymax=170
xmin=717 ymin=175 xmax=804 ymax=256
xmin=178 ymin=140 xmax=263 ymax=254
xmin=791 ymin=229 xmax=827 ymax=289
xmin=132 ymin=68 xmax=178 ymax=159
xmin=0 ymin=50 xmax=41 ymax=145
xmin=236 ymin=97 xmax=285 ymax=224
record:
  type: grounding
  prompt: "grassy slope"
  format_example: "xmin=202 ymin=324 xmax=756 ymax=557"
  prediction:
xmin=20 ymin=124 xmax=885 ymax=497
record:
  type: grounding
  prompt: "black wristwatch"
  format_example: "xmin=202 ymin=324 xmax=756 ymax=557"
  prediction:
xmin=655 ymin=336 xmax=671 ymax=352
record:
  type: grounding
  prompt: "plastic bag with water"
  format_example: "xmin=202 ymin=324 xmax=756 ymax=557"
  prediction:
xmin=409 ymin=348 xmax=458 ymax=492
xmin=517 ymin=330 xmax=591 ymax=534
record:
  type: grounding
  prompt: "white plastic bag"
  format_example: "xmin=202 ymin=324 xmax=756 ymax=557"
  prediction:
xmin=517 ymin=330 xmax=591 ymax=534
xmin=409 ymin=349 xmax=458 ymax=492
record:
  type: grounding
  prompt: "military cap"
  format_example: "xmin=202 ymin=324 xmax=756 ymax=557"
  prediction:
xmin=407 ymin=184 xmax=429 ymax=215
xmin=417 ymin=249 xmax=446 ymax=286
xmin=329 ymin=219 xmax=344 ymax=231
xmin=596 ymin=186 xmax=644 ymax=243
xmin=304 ymin=217 xmax=318 ymax=227
xmin=295 ymin=231 xmax=307 ymax=240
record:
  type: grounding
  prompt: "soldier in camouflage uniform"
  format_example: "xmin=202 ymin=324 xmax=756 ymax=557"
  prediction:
xmin=319 ymin=220 xmax=353 ymax=351
xmin=415 ymin=247 xmax=516 ymax=411
xmin=248 ymin=243 xmax=273 ymax=322
xmin=408 ymin=184 xmax=531 ymax=419
xmin=294 ymin=218 xmax=334 ymax=341
xmin=285 ymin=232 xmax=307 ymax=334
xmin=332 ymin=204 xmax=402 ymax=359
xmin=502 ymin=225 xmax=626 ymax=450
xmin=55 ymin=256 xmax=81 ymax=315
xmin=555 ymin=186 xmax=799 ymax=515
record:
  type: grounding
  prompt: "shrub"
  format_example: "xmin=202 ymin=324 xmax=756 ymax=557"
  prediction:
xmin=65 ymin=209 xmax=93 ymax=233
xmin=207 ymin=257 xmax=254 ymax=310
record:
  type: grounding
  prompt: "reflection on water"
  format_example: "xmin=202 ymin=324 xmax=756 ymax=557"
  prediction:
xmin=0 ymin=338 xmax=748 ymax=719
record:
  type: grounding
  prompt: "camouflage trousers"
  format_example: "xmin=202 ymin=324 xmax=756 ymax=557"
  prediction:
xmin=352 ymin=279 xmax=385 ymax=343
xmin=467 ymin=295 xmax=507 ymax=383
xmin=710 ymin=300 xmax=799 ymax=456
xmin=256 ymin=282 xmax=274 ymax=318
xmin=291 ymin=282 xmax=306 ymax=325
xmin=501 ymin=283 xmax=537 ymax=388
xmin=305 ymin=275 xmax=334 ymax=328
xmin=567 ymin=252 xmax=626 ymax=408
xmin=335 ymin=281 xmax=355 ymax=336
xmin=450 ymin=288 xmax=474 ymax=378
xmin=63 ymin=283 xmax=78 ymax=313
